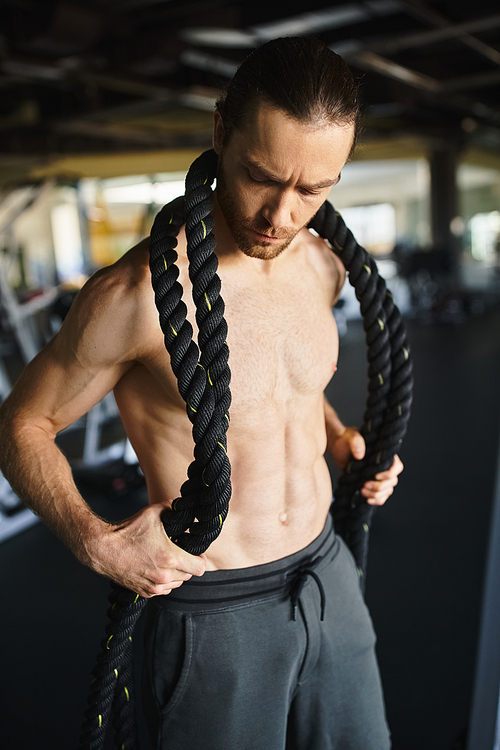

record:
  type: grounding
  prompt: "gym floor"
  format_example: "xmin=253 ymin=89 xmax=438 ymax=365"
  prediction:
xmin=1 ymin=304 xmax=499 ymax=750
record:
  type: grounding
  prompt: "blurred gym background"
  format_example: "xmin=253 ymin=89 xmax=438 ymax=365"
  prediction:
xmin=0 ymin=1 xmax=500 ymax=749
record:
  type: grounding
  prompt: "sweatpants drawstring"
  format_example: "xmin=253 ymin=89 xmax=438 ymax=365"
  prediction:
xmin=288 ymin=556 xmax=326 ymax=621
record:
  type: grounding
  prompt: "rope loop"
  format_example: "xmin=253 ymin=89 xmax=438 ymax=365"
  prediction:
xmin=148 ymin=149 xmax=232 ymax=555
xmin=309 ymin=200 xmax=413 ymax=580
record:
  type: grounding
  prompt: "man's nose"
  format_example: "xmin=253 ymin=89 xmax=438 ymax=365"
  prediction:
xmin=261 ymin=190 xmax=294 ymax=230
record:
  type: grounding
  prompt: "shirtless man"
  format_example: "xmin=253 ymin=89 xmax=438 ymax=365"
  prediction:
xmin=0 ymin=38 xmax=402 ymax=749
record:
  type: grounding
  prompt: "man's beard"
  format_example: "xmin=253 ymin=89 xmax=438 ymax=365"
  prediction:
xmin=216 ymin=156 xmax=301 ymax=260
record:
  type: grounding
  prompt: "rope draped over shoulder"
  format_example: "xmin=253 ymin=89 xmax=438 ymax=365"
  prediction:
xmin=308 ymin=204 xmax=413 ymax=580
xmin=79 ymin=148 xmax=413 ymax=750
xmin=79 ymin=149 xmax=231 ymax=750
xmin=148 ymin=149 xmax=231 ymax=552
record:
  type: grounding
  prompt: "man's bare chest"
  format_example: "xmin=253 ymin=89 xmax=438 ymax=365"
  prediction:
xmin=130 ymin=269 xmax=339 ymax=413
xmin=224 ymin=280 xmax=338 ymax=404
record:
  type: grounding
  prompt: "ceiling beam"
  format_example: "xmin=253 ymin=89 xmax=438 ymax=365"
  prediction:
xmin=0 ymin=52 xmax=221 ymax=113
xmin=181 ymin=0 xmax=401 ymax=47
xmin=53 ymin=119 xmax=213 ymax=149
xmin=109 ymin=0 xmax=176 ymax=10
xmin=0 ymin=55 xmax=174 ymax=96
xmin=334 ymin=42 xmax=500 ymax=127
xmin=400 ymin=0 xmax=500 ymax=67
xmin=127 ymin=0 xmax=235 ymax=24
xmin=180 ymin=49 xmax=238 ymax=78
xmin=442 ymin=69 xmax=500 ymax=94
xmin=77 ymin=72 xmax=172 ymax=100
xmin=0 ymin=126 xmax=213 ymax=156
xmin=250 ymin=1 xmax=399 ymax=41
xmin=371 ymin=11 xmax=500 ymax=55
xmin=339 ymin=46 xmax=441 ymax=91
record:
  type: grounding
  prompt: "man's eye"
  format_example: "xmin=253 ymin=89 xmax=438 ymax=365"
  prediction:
xmin=248 ymin=172 xmax=267 ymax=183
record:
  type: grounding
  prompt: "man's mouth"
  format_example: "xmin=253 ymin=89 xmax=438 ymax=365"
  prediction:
xmin=249 ymin=228 xmax=285 ymax=243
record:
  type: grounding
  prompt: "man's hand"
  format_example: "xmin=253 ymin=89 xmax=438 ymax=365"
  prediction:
xmin=360 ymin=454 xmax=403 ymax=506
xmin=85 ymin=501 xmax=206 ymax=598
xmin=327 ymin=426 xmax=403 ymax=506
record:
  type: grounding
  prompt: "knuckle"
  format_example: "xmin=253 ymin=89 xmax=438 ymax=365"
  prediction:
xmin=162 ymin=553 xmax=176 ymax=570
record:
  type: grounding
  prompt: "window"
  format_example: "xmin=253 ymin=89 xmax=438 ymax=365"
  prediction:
xmin=338 ymin=203 xmax=396 ymax=256
xmin=469 ymin=211 xmax=500 ymax=264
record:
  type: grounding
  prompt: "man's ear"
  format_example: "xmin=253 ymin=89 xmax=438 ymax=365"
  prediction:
xmin=213 ymin=112 xmax=225 ymax=155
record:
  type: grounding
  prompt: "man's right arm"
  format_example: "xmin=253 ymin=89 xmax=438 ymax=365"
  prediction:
xmin=0 ymin=266 xmax=205 ymax=595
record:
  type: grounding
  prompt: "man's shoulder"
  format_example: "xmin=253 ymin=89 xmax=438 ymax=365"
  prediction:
xmin=76 ymin=238 xmax=152 ymax=307
xmin=297 ymin=228 xmax=346 ymax=304
xmin=59 ymin=238 xmax=160 ymax=364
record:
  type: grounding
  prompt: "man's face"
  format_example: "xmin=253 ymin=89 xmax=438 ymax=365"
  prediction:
xmin=213 ymin=102 xmax=355 ymax=260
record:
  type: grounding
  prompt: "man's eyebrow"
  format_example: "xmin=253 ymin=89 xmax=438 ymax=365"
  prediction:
xmin=307 ymin=174 xmax=341 ymax=190
xmin=245 ymin=157 xmax=340 ymax=190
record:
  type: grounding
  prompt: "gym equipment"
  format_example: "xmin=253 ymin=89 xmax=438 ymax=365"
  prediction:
xmin=0 ymin=340 xmax=39 ymax=541
xmin=79 ymin=149 xmax=413 ymax=750
xmin=0 ymin=183 xmax=138 ymax=543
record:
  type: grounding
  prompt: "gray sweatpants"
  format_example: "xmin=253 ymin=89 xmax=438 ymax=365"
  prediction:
xmin=142 ymin=515 xmax=391 ymax=750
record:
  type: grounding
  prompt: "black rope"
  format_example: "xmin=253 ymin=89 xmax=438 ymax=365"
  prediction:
xmin=79 ymin=148 xmax=412 ymax=749
xmin=79 ymin=150 xmax=231 ymax=750
xmin=78 ymin=584 xmax=145 ymax=750
xmin=309 ymin=203 xmax=413 ymax=587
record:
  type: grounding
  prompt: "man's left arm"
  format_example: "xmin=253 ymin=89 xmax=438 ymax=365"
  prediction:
xmin=324 ymin=396 xmax=403 ymax=506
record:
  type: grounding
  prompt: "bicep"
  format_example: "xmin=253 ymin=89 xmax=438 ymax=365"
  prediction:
xmin=4 ymin=333 xmax=132 ymax=437
xmin=2 ymin=260 xmax=153 ymax=436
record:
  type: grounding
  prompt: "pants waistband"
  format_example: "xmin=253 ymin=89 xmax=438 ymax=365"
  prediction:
xmin=153 ymin=513 xmax=338 ymax=610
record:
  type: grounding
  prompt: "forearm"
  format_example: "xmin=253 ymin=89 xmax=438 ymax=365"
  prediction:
xmin=0 ymin=416 xmax=108 ymax=568
xmin=323 ymin=395 xmax=347 ymax=452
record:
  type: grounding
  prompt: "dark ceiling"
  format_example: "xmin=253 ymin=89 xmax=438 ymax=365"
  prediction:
xmin=1 ymin=0 xmax=500 ymax=162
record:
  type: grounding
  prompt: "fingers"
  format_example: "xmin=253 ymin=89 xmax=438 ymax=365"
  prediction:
xmin=374 ymin=454 xmax=404 ymax=481
xmin=107 ymin=503 xmax=207 ymax=597
xmin=138 ymin=540 xmax=206 ymax=597
xmin=360 ymin=455 xmax=404 ymax=506
xmin=139 ymin=577 xmax=188 ymax=599
xmin=148 ymin=502 xmax=207 ymax=578
xmin=167 ymin=542 xmax=206 ymax=578
xmin=133 ymin=571 xmax=196 ymax=599
xmin=348 ymin=430 xmax=366 ymax=460
xmin=361 ymin=476 xmax=398 ymax=505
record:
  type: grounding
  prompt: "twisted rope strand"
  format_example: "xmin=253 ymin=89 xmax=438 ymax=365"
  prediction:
xmin=79 ymin=153 xmax=231 ymax=750
xmin=309 ymin=200 xmax=413 ymax=583
xmin=78 ymin=586 xmax=145 ymax=750
xmin=112 ymin=635 xmax=139 ymax=750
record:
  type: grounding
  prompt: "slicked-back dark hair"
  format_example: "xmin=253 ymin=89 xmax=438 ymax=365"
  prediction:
xmin=216 ymin=37 xmax=360 ymax=151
